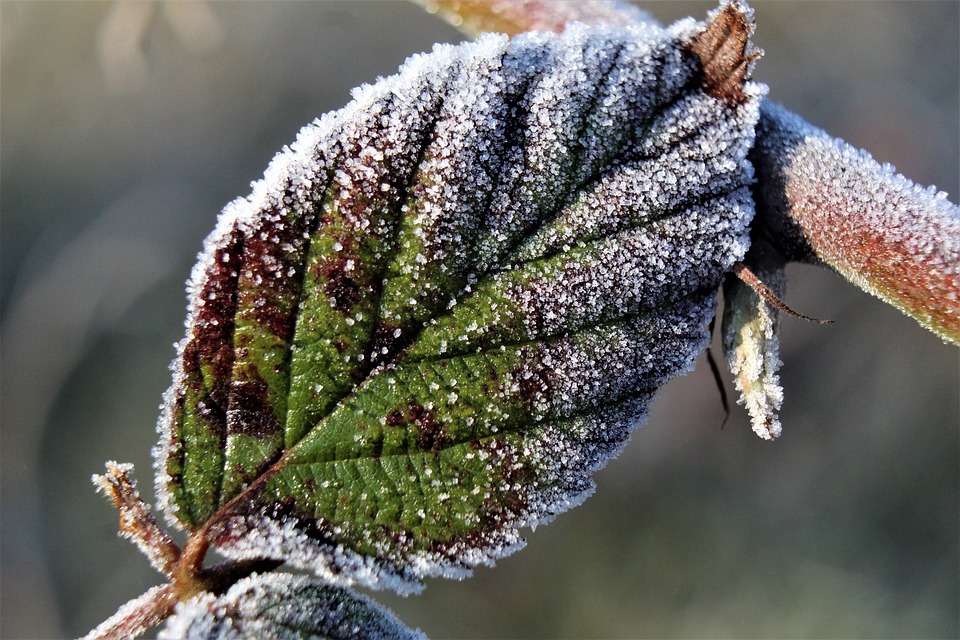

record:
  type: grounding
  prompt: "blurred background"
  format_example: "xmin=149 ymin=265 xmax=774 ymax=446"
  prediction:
xmin=2 ymin=2 xmax=957 ymax=638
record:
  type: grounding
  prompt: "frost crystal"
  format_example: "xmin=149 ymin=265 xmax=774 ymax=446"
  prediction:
xmin=154 ymin=13 xmax=764 ymax=593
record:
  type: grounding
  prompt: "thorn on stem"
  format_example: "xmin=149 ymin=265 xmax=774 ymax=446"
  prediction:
xmin=732 ymin=261 xmax=834 ymax=324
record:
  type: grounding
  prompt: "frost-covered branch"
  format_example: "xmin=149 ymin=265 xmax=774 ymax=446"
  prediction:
xmin=751 ymin=103 xmax=960 ymax=345
xmin=92 ymin=462 xmax=181 ymax=578
xmin=81 ymin=585 xmax=178 ymax=640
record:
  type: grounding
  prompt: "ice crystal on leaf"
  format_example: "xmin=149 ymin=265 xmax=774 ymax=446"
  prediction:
xmin=153 ymin=14 xmax=764 ymax=594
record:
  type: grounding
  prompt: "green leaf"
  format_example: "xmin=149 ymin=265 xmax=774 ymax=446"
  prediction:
xmin=160 ymin=573 xmax=424 ymax=640
xmin=155 ymin=15 xmax=764 ymax=591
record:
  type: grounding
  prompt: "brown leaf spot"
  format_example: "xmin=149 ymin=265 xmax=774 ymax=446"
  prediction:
xmin=513 ymin=349 xmax=554 ymax=410
xmin=244 ymin=235 xmax=301 ymax=342
xmin=385 ymin=403 xmax=449 ymax=452
xmin=182 ymin=227 xmax=244 ymax=410
xmin=321 ymin=255 xmax=364 ymax=313
xmin=370 ymin=322 xmax=412 ymax=366
xmin=227 ymin=376 xmax=281 ymax=439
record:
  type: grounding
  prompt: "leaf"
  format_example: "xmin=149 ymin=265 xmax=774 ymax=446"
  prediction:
xmin=751 ymin=102 xmax=960 ymax=345
xmin=155 ymin=13 xmax=764 ymax=591
xmin=159 ymin=573 xmax=425 ymax=640
xmin=721 ymin=238 xmax=787 ymax=440
xmin=417 ymin=0 xmax=654 ymax=38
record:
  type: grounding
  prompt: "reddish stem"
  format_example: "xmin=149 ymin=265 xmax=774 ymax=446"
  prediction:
xmin=80 ymin=584 xmax=178 ymax=640
xmin=93 ymin=462 xmax=182 ymax=578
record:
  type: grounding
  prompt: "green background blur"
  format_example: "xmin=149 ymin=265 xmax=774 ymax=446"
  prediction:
xmin=2 ymin=2 xmax=957 ymax=638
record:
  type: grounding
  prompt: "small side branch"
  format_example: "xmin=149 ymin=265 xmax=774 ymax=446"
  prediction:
xmin=93 ymin=462 xmax=182 ymax=578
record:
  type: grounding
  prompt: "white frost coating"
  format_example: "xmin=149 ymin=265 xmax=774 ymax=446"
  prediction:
xmin=520 ymin=299 xmax=715 ymax=528
xmin=722 ymin=263 xmax=785 ymax=439
xmin=411 ymin=190 xmax=754 ymax=358
xmin=160 ymin=592 xmax=220 ymax=640
xmin=212 ymin=514 xmax=431 ymax=595
xmin=212 ymin=511 xmax=527 ymax=593
xmin=755 ymin=102 xmax=960 ymax=344
xmin=515 ymin=294 xmax=717 ymax=418
xmin=161 ymin=573 xmax=425 ymax=640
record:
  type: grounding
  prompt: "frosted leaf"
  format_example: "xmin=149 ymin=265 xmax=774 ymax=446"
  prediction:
xmin=153 ymin=9 xmax=764 ymax=593
xmin=160 ymin=573 xmax=424 ymax=640
xmin=722 ymin=240 xmax=786 ymax=439
xmin=752 ymin=102 xmax=960 ymax=345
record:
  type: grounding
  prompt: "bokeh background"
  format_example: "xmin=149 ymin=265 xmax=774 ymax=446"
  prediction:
xmin=2 ymin=2 xmax=957 ymax=638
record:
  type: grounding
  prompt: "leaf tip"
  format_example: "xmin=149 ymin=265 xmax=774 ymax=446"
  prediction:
xmin=687 ymin=1 xmax=763 ymax=106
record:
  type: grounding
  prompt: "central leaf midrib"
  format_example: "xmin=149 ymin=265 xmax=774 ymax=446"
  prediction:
xmin=275 ymin=86 xmax=453 ymax=455
xmin=280 ymin=382 xmax=661 ymax=470
xmin=277 ymin=279 xmax=715 ymax=470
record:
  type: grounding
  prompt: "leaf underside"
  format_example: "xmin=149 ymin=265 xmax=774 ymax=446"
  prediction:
xmin=155 ymin=19 xmax=763 ymax=592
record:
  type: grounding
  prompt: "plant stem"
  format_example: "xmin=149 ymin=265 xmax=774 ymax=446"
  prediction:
xmin=93 ymin=462 xmax=181 ymax=578
xmin=80 ymin=584 xmax=178 ymax=640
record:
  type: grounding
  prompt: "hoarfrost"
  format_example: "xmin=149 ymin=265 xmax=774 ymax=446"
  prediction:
xmin=753 ymin=102 xmax=960 ymax=345
xmin=722 ymin=245 xmax=786 ymax=439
